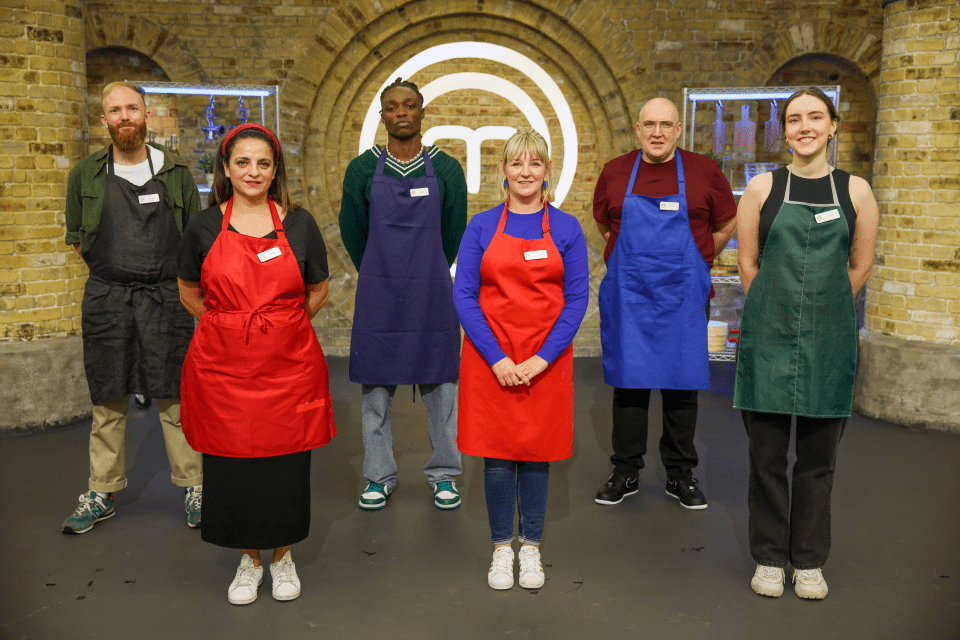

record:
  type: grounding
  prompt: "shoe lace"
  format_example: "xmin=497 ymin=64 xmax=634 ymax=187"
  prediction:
xmin=795 ymin=568 xmax=821 ymax=582
xmin=758 ymin=566 xmax=782 ymax=581
xmin=518 ymin=547 xmax=542 ymax=571
xmin=235 ymin=563 xmax=259 ymax=589
xmin=274 ymin=557 xmax=295 ymax=583
xmin=491 ymin=548 xmax=513 ymax=571
xmin=185 ymin=489 xmax=201 ymax=511
xmin=435 ymin=480 xmax=454 ymax=493
xmin=72 ymin=494 xmax=95 ymax=517
xmin=365 ymin=482 xmax=385 ymax=493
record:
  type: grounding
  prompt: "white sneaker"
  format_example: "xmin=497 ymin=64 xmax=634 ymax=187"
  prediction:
xmin=793 ymin=568 xmax=828 ymax=599
xmin=270 ymin=550 xmax=301 ymax=601
xmin=518 ymin=545 xmax=545 ymax=589
xmin=750 ymin=564 xmax=785 ymax=597
xmin=487 ymin=546 xmax=514 ymax=590
xmin=228 ymin=554 xmax=263 ymax=605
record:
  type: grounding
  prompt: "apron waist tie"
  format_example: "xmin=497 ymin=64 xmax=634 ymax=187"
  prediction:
xmin=88 ymin=274 xmax=173 ymax=305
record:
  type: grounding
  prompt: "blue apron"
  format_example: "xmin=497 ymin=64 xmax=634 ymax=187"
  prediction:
xmin=349 ymin=149 xmax=461 ymax=385
xmin=598 ymin=151 xmax=711 ymax=390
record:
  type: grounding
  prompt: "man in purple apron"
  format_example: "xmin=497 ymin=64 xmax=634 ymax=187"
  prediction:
xmin=339 ymin=78 xmax=468 ymax=511
xmin=62 ymin=82 xmax=203 ymax=534
xmin=592 ymin=98 xmax=737 ymax=510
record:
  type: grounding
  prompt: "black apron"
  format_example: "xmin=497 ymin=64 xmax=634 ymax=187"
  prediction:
xmin=81 ymin=147 xmax=194 ymax=405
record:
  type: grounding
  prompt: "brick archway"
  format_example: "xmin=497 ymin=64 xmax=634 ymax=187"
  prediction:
xmin=84 ymin=12 xmax=207 ymax=83
xmin=281 ymin=2 xmax=634 ymax=350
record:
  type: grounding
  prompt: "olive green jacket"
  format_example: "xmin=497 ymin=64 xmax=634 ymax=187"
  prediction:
xmin=64 ymin=143 xmax=201 ymax=254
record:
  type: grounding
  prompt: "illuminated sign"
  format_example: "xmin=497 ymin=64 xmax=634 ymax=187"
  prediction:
xmin=360 ymin=42 xmax=578 ymax=207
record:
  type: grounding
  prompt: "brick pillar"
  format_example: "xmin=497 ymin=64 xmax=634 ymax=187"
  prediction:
xmin=855 ymin=0 xmax=960 ymax=431
xmin=0 ymin=0 xmax=91 ymax=430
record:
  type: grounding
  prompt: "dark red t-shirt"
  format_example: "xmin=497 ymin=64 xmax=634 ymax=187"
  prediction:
xmin=592 ymin=148 xmax=736 ymax=266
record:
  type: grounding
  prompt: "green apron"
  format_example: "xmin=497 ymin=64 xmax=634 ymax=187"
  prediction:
xmin=734 ymin=169 xmax=857 ymax=418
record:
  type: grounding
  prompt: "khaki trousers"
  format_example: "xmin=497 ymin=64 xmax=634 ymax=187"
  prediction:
xmin=89 ymin=396 xmax=203 ymax=493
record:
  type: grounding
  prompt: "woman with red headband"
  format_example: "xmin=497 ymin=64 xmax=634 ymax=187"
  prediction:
xmin=178 ymin=123 xmax=336 ymax=605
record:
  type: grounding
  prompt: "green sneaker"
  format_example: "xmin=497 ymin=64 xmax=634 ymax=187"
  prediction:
xmin=433 ymin=480 xmax=461 ymax=509
xmin=185 ymin=486 xmax=202 ymax=528
xmin=62 ymin=491 xmax=115 ymax=534
xmin=359 ymin=482 xmax=393 ymax=510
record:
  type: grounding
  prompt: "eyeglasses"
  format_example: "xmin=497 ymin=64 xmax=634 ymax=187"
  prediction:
xmin=640 ymin=121 xmax=677 ymax=132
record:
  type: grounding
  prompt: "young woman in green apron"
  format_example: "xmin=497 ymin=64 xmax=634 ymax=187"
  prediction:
xmin=734 ymin=88 xmax=878 ymax=600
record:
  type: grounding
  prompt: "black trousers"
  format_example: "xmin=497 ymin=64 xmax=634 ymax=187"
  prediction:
xmin=608 ymin=301 xmax=709 ymax=481
xmin=742 ymin=410 xmax=846 ymax=570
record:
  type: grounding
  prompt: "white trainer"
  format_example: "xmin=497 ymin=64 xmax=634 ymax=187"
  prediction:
xmin=228 ymin=554 xmax=263 ymax=605
xmin=518 ymin=545 xmax=545 ymax=589
xmin=751 ymin=564 xmax=785 ymax=597
xmin=270 ymin=550 xmax=302 ymax=601
xmin=487 ymin=546 xmax=514 ymax=590
xmin=793 ymin=568 xmax=828 ymax=599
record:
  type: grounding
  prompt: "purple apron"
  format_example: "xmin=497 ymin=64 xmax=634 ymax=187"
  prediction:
xmin=349 ymin=149 xmax=460 ymax=385
xmin=598 ymin=151 xmax=711 ymax=390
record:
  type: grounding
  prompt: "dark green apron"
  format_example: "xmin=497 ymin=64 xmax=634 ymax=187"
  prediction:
xmin=734 ymin=169 xmax=857 ymax=418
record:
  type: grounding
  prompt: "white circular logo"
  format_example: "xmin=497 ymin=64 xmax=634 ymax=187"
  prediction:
xmin=360 ymin=42 xmax=578 ymax=207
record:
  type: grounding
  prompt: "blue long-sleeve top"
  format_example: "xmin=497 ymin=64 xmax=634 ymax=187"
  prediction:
xmin=453 ymin=204 xmax=589 ymax=366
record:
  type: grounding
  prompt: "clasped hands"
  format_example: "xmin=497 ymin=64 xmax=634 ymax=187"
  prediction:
xmin=491 ymin=355 xmax=549 ymax=387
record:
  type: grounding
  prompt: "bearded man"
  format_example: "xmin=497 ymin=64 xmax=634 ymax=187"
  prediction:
xmin=62 ymin=82 xmax=203 ymax=534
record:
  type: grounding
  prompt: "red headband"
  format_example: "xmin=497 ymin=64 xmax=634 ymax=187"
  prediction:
xmin=221 ymin=123 xmax=280 ymax=159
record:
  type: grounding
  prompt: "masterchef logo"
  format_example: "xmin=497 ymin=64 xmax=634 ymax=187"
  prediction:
xmin=359 ymin=42 xmax=578 ymax=208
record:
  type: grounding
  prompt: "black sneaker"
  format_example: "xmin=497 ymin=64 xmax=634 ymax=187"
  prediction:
xmin=665 ymin=478 xmax=708 ymax=510
xmin=595 ymin=472 xmax=639 ymax=505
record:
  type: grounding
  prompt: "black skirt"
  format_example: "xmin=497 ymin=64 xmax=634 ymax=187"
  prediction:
xmin=200 ymin=450 xmax=311 ymax=549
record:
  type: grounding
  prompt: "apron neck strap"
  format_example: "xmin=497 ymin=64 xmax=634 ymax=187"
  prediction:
xmin=785 ymin=166 xmax=839 ymax=206
xmin=497 ymin=201 xmax=550 ymax=235
xmin=222 ymin=197 xmax=284 ymax=236
xmin=106 ymin=145 xmax=156 ymax=178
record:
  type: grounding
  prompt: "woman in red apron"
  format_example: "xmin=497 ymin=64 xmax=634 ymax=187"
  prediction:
xmin=735 ymin=89 xmax=878 ymax=599
xmin=454 ymin=130 xmax=589 ymax=590
xmin=178 ymin=124 xmax=336 ymax=605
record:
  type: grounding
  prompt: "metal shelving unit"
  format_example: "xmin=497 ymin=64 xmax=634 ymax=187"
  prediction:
xmin=708 ymin=273 xmax=741 ymax=363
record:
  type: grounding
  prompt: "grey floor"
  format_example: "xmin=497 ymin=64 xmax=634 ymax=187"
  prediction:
xmin=2 ymin=357 xmax=958 ymax=640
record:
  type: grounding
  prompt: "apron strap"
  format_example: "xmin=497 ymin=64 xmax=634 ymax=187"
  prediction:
xmin=422 ymin=149 xmax=435 ymax=177
xmin=374 ymin=147 xmax=389 ymax=176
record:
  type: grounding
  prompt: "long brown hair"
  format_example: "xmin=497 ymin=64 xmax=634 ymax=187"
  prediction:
xmin=208 ymin=126 xmax=296 ymax=211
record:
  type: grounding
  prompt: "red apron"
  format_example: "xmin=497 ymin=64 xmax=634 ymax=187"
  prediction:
xmin=457 ymin=202 xmax=573 ymax=462
xmin=181 ymin=198 xmax=336 ymax=457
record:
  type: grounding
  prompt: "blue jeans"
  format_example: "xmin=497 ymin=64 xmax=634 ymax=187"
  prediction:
xmin=484 ymin=458 xmax=550 ymax=546
xmin=361 ymin=382 xmax=461 ymax=487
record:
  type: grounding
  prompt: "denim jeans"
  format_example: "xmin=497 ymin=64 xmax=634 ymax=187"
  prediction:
xmin=610 ymin=387 xmax=699 ymax=481
xmin=361 ymin=382 xmax=461 ymax=487
xmin=742 ymin=410 xmax=846 ymax=570
xmin=484 ymin=458 xmax=550 ymax=546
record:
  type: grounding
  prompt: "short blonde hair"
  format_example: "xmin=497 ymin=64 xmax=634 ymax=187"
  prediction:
xmin=497 ymin=129 xmax=555 ymax=204
xmin=102 ymin=81 xmax=146 ymax=107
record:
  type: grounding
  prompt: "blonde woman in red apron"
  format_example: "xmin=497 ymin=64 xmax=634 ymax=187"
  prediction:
xmin=178 ymin=124 xmax=336 ymax=605
xmin=455 ymin=130 xmax=589 ymax=590
xmin=735 ymin=89 xmax=878 ymax=599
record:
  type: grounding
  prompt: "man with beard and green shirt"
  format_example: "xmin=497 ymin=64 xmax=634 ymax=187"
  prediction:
xmin=62 ymin=82 xmax=203 ymax=534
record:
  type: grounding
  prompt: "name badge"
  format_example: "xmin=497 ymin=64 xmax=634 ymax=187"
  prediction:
xmin=659 ymin=201 xmax=680 ymax=211
xmin=524 ymin=250 xmax=548 ymax=261
xmin=257 ymin=247 xmax=282 ymax=262
xmin=815 ymin=209 xmax=841 ymax=224
xmin=138 ymin=194 xmax=160 ymax=204
xmin=410 ymin=187 xmax=430 ymax=197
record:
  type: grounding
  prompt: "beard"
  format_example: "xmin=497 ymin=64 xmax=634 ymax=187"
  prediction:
xmin=108 ymin=120 xmax=148 ymax=153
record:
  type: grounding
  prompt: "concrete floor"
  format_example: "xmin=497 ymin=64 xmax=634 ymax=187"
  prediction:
xmin=1 ymin=357 xmax=958 ymax=640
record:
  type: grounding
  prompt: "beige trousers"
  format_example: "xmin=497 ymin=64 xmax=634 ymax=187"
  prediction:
xmin=89 ymin=396 xmax=203 ymax=493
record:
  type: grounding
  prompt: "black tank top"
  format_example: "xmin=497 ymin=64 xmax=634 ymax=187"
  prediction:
xmin=758 ymin=167 xmax=856 ymax=254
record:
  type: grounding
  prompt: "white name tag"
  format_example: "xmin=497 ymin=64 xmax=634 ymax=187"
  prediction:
xmin=815 ymin=209 xmax=841 ymax=224
xmin=410 ymin=187 xmax=430 ymax=197
xmin=138 ymin=194 xmax=160 ymax=204
xmin=257 ymin=247 xmax=282 ymax=262
xmin=659 ymin=201 xmax=680 ymax=211
xmin=524 ymin=250 xmax=548 ymax=261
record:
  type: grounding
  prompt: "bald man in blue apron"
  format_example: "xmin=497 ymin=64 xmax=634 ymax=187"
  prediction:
xmin=593 ymin=98 xmax=737 ymax=510
xmin=339 ymin=78 xmax=468 ymax=511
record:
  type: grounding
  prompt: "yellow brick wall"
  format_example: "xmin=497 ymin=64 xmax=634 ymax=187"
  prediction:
xmin=868 ymin=0 xmax=960 ymax=344
xmin=0 ymin=0 xmax=86 ymax=341
xmin=3 ymin=0 xmax=907 ymax=349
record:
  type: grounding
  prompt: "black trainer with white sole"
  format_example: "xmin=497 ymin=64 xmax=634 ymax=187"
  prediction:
xmin=665 ymin=477 xmax=708 ymax=509
xmin=595 ymin=472 xmax=639 ymax=505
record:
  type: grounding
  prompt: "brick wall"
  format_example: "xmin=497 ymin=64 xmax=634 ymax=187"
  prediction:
xmin=869 ymin=0 xmax=960 ymax=345
xmin=0 ymin=0 xmax=86 ymax=341
xmin=2 ymin=0 xmax=896 ymax=349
